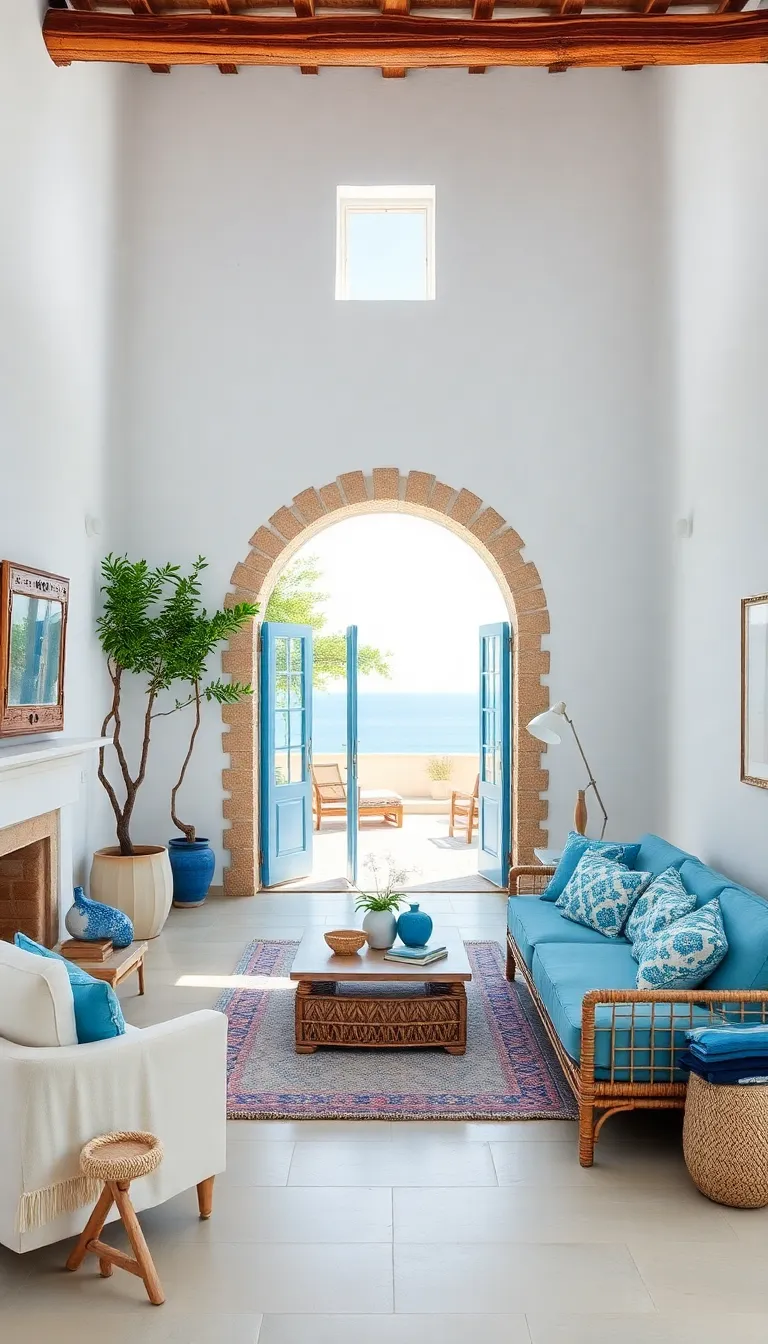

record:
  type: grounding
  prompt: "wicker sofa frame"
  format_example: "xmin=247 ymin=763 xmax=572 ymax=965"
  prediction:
xmin=507 ymin=865 xmax=768 ymax=1166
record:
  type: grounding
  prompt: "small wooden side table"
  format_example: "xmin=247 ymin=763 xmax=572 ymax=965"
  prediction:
xmin=61 ymin=941 xmax=148 ymax=996
xmin=67 ymin=1132 xmax=165 ymax=1305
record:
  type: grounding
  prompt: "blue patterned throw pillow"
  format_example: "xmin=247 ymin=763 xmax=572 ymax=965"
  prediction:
xmin=541 ymin=832 xmax=642 ymax=902
xmin=626 ymin=866 xmax=696 ymax=954
xmin=635 ymin=900 xmax=729 ymax=990
xmin=556 ymin=851 xmax=652 ymax=938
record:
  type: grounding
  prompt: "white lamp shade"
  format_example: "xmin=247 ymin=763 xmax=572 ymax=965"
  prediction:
xmin=526 ymin=702 xmax=567 ymax=745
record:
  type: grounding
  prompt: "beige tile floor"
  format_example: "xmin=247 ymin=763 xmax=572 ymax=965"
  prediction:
xmin=3 ymin=891 xmax=768 ymax=1343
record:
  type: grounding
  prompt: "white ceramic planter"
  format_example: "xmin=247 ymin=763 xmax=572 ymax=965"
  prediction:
xmin=362 ymin=909 xmax=397 ymax=950
xmin=429 ymin=781 xmax=451 ymax=800
xmin=90 ymin=845 xmax=173 ymax=940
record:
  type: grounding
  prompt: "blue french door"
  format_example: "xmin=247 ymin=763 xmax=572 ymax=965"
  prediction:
xmin=478 ymin=622 xmax=512 ymax=888
xmin=260 ymin=622 xmax=314 ymax=887
xmin=346 ymin=625 xmax=359 ymax=886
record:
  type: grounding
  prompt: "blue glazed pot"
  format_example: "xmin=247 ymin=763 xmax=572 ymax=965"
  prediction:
xmin=65 ymin=885 xmax=134 ymax=948
xmin=168 ymin=838 xmax=216 ymax=908
xmin=396 ymin=902 xmax=433 ymax=948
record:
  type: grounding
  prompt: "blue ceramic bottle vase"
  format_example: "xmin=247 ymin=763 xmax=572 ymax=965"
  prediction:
xmin=396 ymin=902 xmax=433 ymax=948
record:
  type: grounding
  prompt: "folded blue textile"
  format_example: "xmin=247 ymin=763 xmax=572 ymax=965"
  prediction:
xmin=686 ymin=1024 xmax=768 ymax=1061
xmin=678 ymin=1050 xmax=768 ymax=1085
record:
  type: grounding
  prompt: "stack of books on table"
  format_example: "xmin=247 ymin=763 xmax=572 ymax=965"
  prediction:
xmin=383 ymin=944 xmax=448 ymax=966
xmin=60 ymin=938 xmax=113 ymax=963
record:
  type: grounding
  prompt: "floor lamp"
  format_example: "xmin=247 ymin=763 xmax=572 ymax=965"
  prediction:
xmin=527 ymin=701 xmax=608 ymax=840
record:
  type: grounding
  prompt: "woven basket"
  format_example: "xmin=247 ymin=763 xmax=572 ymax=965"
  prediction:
xmin=683 ymin=1072 xmax=768 ymax=1208
xmin=324 ymin=929 xmax=367 ymax=956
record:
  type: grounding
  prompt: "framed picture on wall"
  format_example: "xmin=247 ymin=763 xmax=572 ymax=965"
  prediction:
xmin=742 ymin=593 xmax=768 ymax=789
xmin=0 ymin=562 xmax=69 ymax=737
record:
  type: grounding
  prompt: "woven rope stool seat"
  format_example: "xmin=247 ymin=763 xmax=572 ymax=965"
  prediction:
xmin=65 ymin=1131 xmax=166 ymax=1305
xmin=80 ymin=1131 xmax=164 ymax=1183
xmin=683 ymin=1071 xmax=768 ymax=1209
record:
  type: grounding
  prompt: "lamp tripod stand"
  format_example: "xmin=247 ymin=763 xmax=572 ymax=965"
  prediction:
xmin=526 ymin=701 xmax=608 ymax=840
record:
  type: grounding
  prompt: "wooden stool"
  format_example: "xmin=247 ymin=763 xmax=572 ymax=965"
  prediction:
xmin=65 ymin=1131 xmax=166 ymax=1305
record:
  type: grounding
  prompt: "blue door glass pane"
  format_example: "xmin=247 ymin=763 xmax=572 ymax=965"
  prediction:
xmin=346 ymin=625 xmax=359 ymax=885
xmin=478 ymin=622 xmax=511 ymax=888
xmin=260 ymin=623 xmax=314 ymax=886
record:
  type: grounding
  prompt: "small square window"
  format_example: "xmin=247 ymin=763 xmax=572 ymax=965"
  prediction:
xmin=336 ymin=186 xmax=435 ymax=301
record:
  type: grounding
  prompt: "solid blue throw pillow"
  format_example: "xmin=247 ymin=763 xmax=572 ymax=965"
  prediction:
xmin=541 ymin=832 xmax=642 ymax=902
xmin=14 ymin=933 xmax=126 ymax=1045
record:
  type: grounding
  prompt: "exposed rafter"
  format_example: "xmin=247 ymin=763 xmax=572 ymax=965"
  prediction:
xmin=43 ymin=10 xmax=768 ymax=72
xmin=207 ymin=0 xmax=238 ymax=71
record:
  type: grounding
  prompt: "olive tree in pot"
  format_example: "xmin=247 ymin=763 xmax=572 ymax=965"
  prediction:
xmin=93 ymin=555 xmax=256 ymax=935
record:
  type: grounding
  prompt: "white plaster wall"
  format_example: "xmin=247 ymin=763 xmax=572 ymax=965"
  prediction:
xmin=0 ymin=3 xmax=121 ymax=880
xmin=109 ymin=67 xmax=669 ymax=878
xmin=664 ymin=67 xmax=768 ymax=893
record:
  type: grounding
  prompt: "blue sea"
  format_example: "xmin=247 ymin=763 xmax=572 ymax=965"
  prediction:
xmin=313 ymin=692 xmax=478 ymax=754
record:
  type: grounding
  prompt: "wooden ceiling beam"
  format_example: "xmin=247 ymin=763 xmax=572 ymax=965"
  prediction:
xmin=207 ymin=0 xmax=238 ymax=70
xmin=469 ymin=0 xmax=494 ymax=73
xmin=294 ymin=0 xmax=318 ymax=71
xmin=42 ymin=10 xmax=768 ymax=71
xmin=126 ymin=0 xmax=170 ymax=70
xmin=382 ymin=0 xmax=409 ymax=73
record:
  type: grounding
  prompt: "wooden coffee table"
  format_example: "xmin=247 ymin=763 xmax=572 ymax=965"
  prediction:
xmin=290 ymin=928 xmax=471 ymax=1055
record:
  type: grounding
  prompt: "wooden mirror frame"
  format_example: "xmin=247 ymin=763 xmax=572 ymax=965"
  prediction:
xmin=0 ymin=562 xmax=69 ymax=737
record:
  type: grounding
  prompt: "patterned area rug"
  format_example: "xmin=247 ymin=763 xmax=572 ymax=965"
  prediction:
xmin=216 ymin=940 xmax=576 ymax=1121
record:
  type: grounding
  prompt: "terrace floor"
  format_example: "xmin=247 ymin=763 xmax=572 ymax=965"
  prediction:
xmin=280 ymin=813 xmax=498 ymax=893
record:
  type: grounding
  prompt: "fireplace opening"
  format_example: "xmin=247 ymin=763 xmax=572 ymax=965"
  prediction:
xmin=0 ymin=814 xmax=58 ymax=948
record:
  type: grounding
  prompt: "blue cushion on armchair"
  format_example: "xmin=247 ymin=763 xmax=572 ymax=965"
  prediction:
xmin=14 ymin=933 xmax=125 ymax=1044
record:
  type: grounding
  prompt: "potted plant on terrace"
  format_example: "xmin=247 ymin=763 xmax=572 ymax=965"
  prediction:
xmin=93 ymin=555 xmax=256 ymax=935
xmin=426 ymin=756 xmax=453 ymax=801
xmin=354 ymin=853 xmax=411 ymax=949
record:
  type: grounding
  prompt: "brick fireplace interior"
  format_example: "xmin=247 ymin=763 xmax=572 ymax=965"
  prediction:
xmin=0 ymin=812 xmax=58 ymax=948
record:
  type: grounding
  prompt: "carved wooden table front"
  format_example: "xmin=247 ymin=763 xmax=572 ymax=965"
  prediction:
xmin=290 ymin=929 xmax=471 ymax=1055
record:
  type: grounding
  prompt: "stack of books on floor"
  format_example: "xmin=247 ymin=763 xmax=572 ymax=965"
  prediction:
xmin=384 ymin=944 xmax=448 ymax=966
xmin=679 ymin=1024 xmax=768 ymax=1085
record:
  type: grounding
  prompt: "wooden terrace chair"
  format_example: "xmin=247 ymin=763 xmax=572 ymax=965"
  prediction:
xmin=311 ymin=763 xmax=403 ymax=830
xmin=448 ymin=775 xmax=480 ymax=844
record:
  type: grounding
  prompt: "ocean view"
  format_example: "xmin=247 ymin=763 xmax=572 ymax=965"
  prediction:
xmin=313 ymin=691 xmax=478 ymax=754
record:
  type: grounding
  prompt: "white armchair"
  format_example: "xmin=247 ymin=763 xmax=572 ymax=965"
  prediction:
xmin=0 ymin=942 xmax=227 ymax=1254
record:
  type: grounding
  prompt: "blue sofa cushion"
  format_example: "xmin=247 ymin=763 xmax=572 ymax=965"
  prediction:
xmin=679 ymin=859 xmax=732 ymax=907
xmin=14 ymin=933 xmax=126 ymax=1044
xmin=634 ymin=834 xmax=694 ymax=878
xmin=531 ymin=942 xmax=711 ymax=1082
xmin=540 ymin=832 xmax=641 ymax=902
xmin=635 ymin=902 xmax=728 ymax=991
xmin=703 ymin=886 xmax=768 ymax=990
xmin=556 ymin=852 xmax=651 ymax=939
xmin=507 ymin=896 xmax=625 ymax=971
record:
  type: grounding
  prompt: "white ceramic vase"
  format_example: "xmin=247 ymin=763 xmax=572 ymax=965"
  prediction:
xmin=362 ymin=909 xmax=397 ymax=950
xmin=90 ymin=845 xmax=173 ymax=940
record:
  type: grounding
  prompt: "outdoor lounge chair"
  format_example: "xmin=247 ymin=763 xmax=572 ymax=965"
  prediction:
xmin=311 ymin=763 xmax=403 ymax=830
xmin=448 ymin=774 xmax=479 ymax=844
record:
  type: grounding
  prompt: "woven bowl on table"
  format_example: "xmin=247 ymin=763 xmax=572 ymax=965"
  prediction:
xmin=324 ymin=929 xmax=367 ymax=956
xmin=683 ymin=1071 xmax=768 ymax=1209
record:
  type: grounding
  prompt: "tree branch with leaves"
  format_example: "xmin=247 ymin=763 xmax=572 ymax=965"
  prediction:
xmin=97 ymin=554 xmax=257 ymax=855
xmin=265 ymin=555 xmax=391 ymax=688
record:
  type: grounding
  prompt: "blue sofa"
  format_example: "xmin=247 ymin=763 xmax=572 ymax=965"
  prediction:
xmin=506 ymin=834 xmax=768 ymax=1165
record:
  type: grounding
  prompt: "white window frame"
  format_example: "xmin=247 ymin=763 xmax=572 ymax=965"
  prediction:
xmin=335 ymin=185 xmax=436 ymax=301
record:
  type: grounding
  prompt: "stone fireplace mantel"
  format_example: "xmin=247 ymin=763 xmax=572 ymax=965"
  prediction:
xmin=0 ymin=737 xmax=110 ymax=942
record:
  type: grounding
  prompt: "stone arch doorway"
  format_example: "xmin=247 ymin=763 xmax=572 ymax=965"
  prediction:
xmin=221 ymin=469 xmax=551 ymax=895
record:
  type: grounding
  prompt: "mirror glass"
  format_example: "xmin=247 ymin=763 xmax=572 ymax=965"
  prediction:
xmin=8 ymin=595 xmax=63 ymax=706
